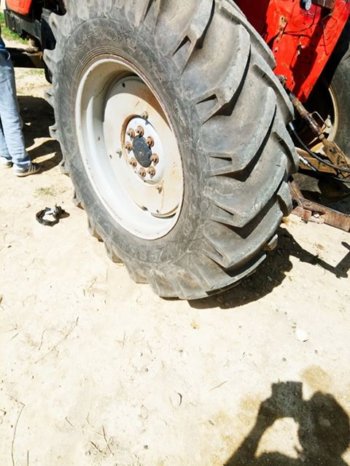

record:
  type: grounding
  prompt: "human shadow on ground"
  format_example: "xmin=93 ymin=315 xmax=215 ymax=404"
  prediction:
xmin=18 ymin=95 xmax=62 ymax=172
xmin=225 ymin=381 xmax=350 ymax=466
xmin=190 ymin=228 xmax=350 ymax=310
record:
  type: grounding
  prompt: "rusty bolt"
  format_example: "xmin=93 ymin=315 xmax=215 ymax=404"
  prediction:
xmin=129 ymin=157 xmax=137 ymax=168
xmin=146 ymin=136 xmax=154 ymax=148
xmin=125 ymin=141 xmax=133 ymax=151
xmin=139 ymin=167 xmax=147 ymax=178
xmin=148 ymin=166 xmax=156 ymax=177
xmin=127 ymin=128 xmax=135 ymax=138
xmin=151 ymin=154 xmax=159 ymax=165
xmin=136 ymin=125 xmax=145 ymax=137
xmin=141 ymin=111 xmax=149 ymax=120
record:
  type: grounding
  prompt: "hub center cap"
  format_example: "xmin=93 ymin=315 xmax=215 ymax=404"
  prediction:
xmin=124 ymin=116 xmax=161 ymax=182
xmin=132 ymin=135 xmax=152 ymax=167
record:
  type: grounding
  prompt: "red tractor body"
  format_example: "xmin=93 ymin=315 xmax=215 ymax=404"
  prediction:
xmin=237 ymin=0 xmax=350 ymax=101
xmin=6 ymin=0 xmax=350 ymax=101
xmin=6 ymin=0 xmax=31 ymax=15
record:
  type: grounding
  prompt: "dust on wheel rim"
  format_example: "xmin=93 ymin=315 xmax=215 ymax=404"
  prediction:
xmin=75 ymin=56 xmax=184 ymax=240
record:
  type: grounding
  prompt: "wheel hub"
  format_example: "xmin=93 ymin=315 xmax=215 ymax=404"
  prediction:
xmin=130 ymin=130 xmax=153 ymax=167
xmin=124 ymin=116 xmax=161 ymax=182
xmin=75 ymin=58 xmax=184 ymax=240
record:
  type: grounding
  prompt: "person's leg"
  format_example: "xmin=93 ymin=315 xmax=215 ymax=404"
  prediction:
xmin=0 ymin=118 xmax=12 ymax=166
xmin=0 ymin=52 xmax=31 ymax=169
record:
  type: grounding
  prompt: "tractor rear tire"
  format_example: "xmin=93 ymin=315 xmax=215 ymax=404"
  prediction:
xmin=45 ymin=0 xmax=297 ymax=300
xmin=326 ymin=35 xmax=350 ymax=158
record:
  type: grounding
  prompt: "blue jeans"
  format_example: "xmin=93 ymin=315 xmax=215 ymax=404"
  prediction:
xmin=0 ymin=51 xmax=30 ymax=168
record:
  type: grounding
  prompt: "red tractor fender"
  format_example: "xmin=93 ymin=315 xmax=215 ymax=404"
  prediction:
xmin=5 ymin=0 xmax=32 ymax=16
xmin=236 ymin=0 xmax=350 ymax=101
xmin=5 ymin=0 xmax=350 ymax=102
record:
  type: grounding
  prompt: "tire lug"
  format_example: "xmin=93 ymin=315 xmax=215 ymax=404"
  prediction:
xmin=136 ymin=125 xmax=145 ymax=137
xmin=129 ymin=157 xmax=137 ymax=168
xmin=125 ymin=141 xmax=133 ymax=151
xmin=146 ymin=136 xmax=154 ymax=148
xmin=151 ymin=154 xmax=159 ymax=165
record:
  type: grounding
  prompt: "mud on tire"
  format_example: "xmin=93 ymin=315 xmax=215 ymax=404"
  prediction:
xmin=45 ymin=0 xmax=298 ymax=300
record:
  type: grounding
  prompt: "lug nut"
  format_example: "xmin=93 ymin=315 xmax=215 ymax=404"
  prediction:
xmin=151 ymin=154 xmax=159 ymax=165
xmin=141 ymin=111 xmax=149 ymax=120
xmin=127 ymin=128 xmax=135 ymax=138
xmin=148 ymin=166 xmax=156 ymax=177
xmin=146 ymin=136 xmax=154 ymax=148
xmin=139 ymin=167 xmax=147 ymax=178
xmin=136 ymin=125 xmax=145 ymax=137
xmin=129 ymin=157 xmax=137 ymax=168
xmin=125 ymin=141 xmax=133 ymax=151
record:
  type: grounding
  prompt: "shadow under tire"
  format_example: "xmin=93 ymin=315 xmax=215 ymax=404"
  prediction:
xmin=45 ymin=0 xmax=297 ymax=300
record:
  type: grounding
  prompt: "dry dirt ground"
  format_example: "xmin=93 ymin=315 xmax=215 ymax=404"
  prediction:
xmin=0 ymin=62 xmax=350 ymax=466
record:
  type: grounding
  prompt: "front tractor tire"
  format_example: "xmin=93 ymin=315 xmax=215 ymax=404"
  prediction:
xmin=45 ymin=0 xmax=297 ymax=300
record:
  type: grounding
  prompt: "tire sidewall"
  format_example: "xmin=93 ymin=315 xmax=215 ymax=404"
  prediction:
xmin=55 ymin=14 xmax=210 ymax=266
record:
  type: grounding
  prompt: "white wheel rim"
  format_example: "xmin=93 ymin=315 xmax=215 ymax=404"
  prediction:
xmin=310 ymin=84 xmax=339 ymax=153
xmin=326 ymin=85 xmax=339 ymax=141
xmin=75 ymin=57 xmax=184 ymax=240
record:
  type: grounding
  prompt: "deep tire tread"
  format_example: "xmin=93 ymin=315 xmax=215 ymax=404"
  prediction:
xmin=46 ymin=0 xmax=296 ymax=300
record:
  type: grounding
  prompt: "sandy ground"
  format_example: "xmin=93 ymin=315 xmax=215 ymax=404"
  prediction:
xmin=0 ymin=62 xmax=350 ymax=466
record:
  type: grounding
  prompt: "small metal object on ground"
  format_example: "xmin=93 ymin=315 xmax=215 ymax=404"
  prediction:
xmin=36 ymin=205 xmax=69 ymax=227
xmin=290 ymin=180 xmax=350 ymax=232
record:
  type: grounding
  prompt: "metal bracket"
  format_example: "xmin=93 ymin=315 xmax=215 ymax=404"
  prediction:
xmin=290 ymin=181 xmax=350 ymax=232
xmin=8 ymin=47 xmax=44 ymax=69
xmin=288 ymin=92 xmax=350 ymax=182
